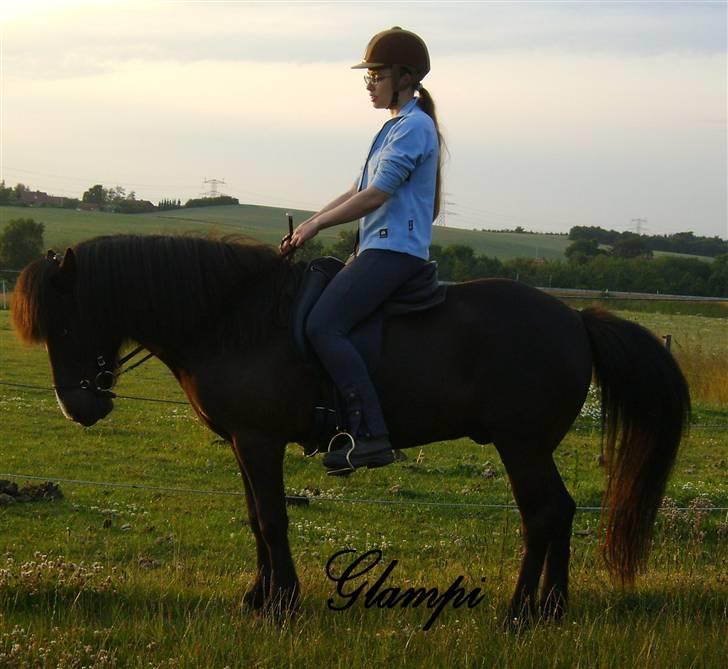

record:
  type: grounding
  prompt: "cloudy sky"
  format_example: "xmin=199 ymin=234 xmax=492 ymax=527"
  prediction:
xmin=1 ymin=0 xmax=726 ymax=238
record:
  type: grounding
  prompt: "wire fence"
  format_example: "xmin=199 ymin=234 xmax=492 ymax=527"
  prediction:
xmin=2 ymin=472 xmax=727 ymax=514
xmin=1 ymin=380 xmax=727 ymax=429
xmin=1 ymin=303 xmax=726 ymax=516
xmin=1 ymin=385 xmax=726 ymax=514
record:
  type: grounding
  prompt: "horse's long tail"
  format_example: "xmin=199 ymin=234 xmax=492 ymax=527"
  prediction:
xmin=580 ymin=307 xmax=690 ymax=585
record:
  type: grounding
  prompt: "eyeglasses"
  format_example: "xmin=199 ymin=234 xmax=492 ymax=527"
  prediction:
xmin=363 ymin=73 xmax=391 ymax=86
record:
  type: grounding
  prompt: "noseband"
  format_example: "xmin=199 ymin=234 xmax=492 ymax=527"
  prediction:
xmin=53 ymin=346 xmax=150 ymax=398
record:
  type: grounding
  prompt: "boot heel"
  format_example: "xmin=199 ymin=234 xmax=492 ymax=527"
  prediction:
xmin=365 ymin=450 xmax=395 ymax=469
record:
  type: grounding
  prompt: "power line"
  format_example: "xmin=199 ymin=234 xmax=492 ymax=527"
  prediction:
xmin=2 ymin=165 xmax=200 ymax=190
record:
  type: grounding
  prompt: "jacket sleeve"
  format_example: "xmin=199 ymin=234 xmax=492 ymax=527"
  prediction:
xmin=370 ymin=119 xmax=433 ymax=194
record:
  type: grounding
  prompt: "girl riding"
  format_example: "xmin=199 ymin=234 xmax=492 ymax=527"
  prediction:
xmin=281 ymin=27 xmax=443 ymax=474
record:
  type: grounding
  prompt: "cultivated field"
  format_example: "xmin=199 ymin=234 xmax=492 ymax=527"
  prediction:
xmin=2 ymin=205 xmax=717 ymax=268
xmin=0 ymin=303 xmax=726 ymax=668
xmin=0 ymin=205 xmax=573 ymax=261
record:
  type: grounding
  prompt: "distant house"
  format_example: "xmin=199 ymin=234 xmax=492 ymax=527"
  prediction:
xmin=78 ymin=202 xmax=100 ymax=211
xmin=19 ymin=190 xmax=50 ymax=205
xmin=17 ymin=190 xmax=67 ymax=207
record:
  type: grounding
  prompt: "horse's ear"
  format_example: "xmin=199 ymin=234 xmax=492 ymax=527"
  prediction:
xmin=51 ymin=248 xmax=77 ymax=292
xmin=60 ymin=248 xmax=76 ymax=273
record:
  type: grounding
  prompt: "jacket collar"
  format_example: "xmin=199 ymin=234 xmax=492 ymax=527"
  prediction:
xmin=394 ymin=96 xmax=419 ymax=118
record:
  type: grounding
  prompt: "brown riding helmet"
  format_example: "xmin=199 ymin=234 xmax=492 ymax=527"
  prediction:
xmin=352 ymin=27 xmax=430 ymax=108
xmin=351 ymin=26 xmax=430 ymax=80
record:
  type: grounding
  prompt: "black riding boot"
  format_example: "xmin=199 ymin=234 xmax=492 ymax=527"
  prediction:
xmin=322 ymin=391 xmax=395 ymax=476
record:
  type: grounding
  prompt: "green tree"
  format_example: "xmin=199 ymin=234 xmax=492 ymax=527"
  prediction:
xmin=326 ymin=228 xmax=358 ymax=260
xmin=0 ymin=180 xmax=12 ymax=205
xmin=611 ymin=237 xmax=652 ymax=259
xmin=12 ymin=183 xmax=28 ymax=200
xmin=707 ymin=254 xmax=728 ymax=297
xmin=107 ymin=185 xmax=126 ymax=205
xmin=294 ymin=238 xmax=326 ymax=263
xmin=117 ymin=199 xmax=156 ymax=214
xmin=435 ymin=244 xmax=477 ymax=281
xmin=184 ymin=195 xmax=239 ymax=208
xmin=82 ymin=184 xmax=107 ymax=206
xmin=0 ymin=218 xmax=45 ymax=269
xmin=568 ymin=225 xmax=617 ymax=244
xmin=565 ymin=238 xmax=602 ymax=264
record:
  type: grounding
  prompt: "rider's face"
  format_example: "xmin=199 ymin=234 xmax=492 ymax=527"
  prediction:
xmin=365 ymin=69 xmax=393 ymax=109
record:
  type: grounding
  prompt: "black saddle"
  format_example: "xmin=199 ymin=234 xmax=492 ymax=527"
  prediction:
xmin=291 ymin=256 xmax=446 ymax=365
xmin=290 ymin=255 xmax=447 ymax=453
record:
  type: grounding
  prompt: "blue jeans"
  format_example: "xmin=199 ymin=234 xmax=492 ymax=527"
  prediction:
xmin=305 ymin=249 xmax=426 ymax=437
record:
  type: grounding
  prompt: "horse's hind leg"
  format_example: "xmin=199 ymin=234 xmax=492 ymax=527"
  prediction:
xmin=539 ymin=464 xmax=575 ymax=620
xmin=495 ymin=441 xmax=574 ymax=627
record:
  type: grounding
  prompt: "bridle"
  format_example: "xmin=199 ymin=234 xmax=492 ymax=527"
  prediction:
xmin=52 ymin=344 xmax=153 ymax=399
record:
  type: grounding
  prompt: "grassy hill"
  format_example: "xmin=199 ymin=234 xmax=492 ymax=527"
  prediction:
xmin=0 ymin=204 xmax=571 ymax=261
xmin=0 ymin=204 xmax=712 ymax=264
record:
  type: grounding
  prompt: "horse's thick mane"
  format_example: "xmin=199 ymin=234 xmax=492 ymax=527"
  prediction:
xmin=12 ymin=252 xmax=59 ymax=344
xmin=13 ymin=234 xmax=302 ymax=350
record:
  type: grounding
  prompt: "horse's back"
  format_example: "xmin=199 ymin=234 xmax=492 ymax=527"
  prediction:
xmin=376 ymin=279 xmax=593 ymax=446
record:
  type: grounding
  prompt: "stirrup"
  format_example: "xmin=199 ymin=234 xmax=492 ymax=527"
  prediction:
xmin=325 ymin=431 xmax=358 ymax=475
xmin=327 ymin=430 xmax=356 ymax=459
xmin=324 ymin=432 xmax=395 ymax=476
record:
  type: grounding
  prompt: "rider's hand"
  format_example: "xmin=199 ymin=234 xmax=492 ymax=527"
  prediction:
xmin=281 ymin=217 xmax=320 ymax=253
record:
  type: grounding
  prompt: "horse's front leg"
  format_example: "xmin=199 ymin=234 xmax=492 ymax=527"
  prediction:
xmin=234 ymin=459 xmax=272 ymax=611
xmin=234 ymin=431 xmax=299 ymax=617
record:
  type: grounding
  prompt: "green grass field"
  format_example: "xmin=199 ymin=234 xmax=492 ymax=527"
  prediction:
xmin=2 ymin=205 xmax=717 ymax=268
xmin=0 ymin=305 xmax=726 ymax=668
xmin=1 ymin=205 xmax=574 ymax=261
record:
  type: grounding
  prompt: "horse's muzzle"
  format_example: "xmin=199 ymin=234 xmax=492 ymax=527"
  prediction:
xmin=55 ymin=388 xmax=114 ymax=426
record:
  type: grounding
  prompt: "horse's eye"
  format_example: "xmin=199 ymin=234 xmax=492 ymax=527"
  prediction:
xmin=61 ymin=328 xmax=68 ymax=337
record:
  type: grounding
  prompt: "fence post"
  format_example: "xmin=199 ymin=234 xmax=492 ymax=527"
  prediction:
xmin=1 ymin=280 xmax=6 ymax=311
xmin=662 ymin=334 xmax=672 ymax=351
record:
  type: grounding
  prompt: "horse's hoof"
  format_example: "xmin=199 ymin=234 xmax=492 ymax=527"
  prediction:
xmin=501 ymin=614 xmax=532 ymax=634
xmin=539 ymin=594 xmax=567 ymax=621
xmin=242 ymin=584 xmax=267 ymax=611
xmin=501 ymin=601 xmax=536 ymax=633
xmin=253 ymin=585 xmax=300 ymax=624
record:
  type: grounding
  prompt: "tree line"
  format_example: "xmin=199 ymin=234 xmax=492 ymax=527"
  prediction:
xmin=2 ymin=218 xmax=726 ymax=298
xmin=569 ymin=225 xmax=727 ymax=258
xmin=299 ymin=230 xmax=728 ymax=298
xmin=80 ymin=185 xmax=238 ymax=212
xmin=0 ymin=181 xmax=238 ymax=213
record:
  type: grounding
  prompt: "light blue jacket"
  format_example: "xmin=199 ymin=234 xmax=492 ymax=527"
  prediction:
xmin=356 ymin=97 xmax=439 ymax=260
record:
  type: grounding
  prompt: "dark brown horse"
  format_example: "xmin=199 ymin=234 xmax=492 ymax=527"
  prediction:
xmin=11 ymin=234 xmax=690 ymax=624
